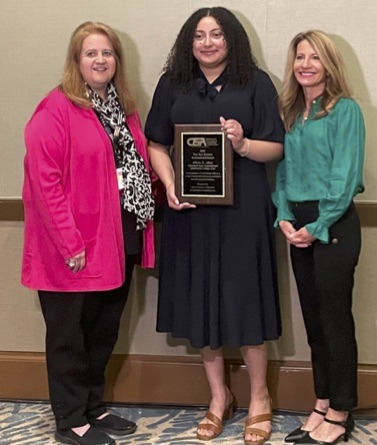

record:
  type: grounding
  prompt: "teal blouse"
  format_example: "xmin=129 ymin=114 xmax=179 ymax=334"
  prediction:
xmin=272 ymin=97 xmax=365 ymax=243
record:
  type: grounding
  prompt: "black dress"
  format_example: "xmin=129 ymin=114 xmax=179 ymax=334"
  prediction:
xmin=145 ymin=69 xmax=285 ymax=349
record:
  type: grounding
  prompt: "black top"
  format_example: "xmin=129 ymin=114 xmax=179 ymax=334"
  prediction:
xmin=145 ymin=68 xmax=284 ymax=146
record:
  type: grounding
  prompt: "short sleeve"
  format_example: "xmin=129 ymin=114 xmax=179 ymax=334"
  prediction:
xmin=251 ymin=70 xmax=285 ymax=143
xmin=145 ymin=73 xmax=175 ymax=147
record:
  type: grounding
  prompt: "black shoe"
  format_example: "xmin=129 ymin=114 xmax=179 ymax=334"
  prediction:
xmin=293 ymin=413 xmax=355 ymax=444
xmin=90 ymin=414 xmax=137 ymax=436
xmin=285 ymin=408 xmax=326 ymax=442
xmin=55 ymin=427 xmax=115 ymax=445
xmin=285 ymin=427 xmax=310 ymax=442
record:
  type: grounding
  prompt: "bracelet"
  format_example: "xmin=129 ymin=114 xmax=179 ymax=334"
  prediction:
xmin=239 ymin=138 xmax=250 ymax=157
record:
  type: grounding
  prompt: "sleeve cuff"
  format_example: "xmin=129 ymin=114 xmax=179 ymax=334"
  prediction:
xmin=306 ymin=221 xmax=330 ymax=244
xmin=274 ymin=211 xmax=296 ymax=228
xmin=272 ymin=193 xmax=295 ymax=228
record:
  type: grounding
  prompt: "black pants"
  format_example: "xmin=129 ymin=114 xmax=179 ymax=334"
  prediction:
xmin=290 ymin=202 xmax=360 ymax=411
xmin=38 ymin=255 xmax=136 ymax=430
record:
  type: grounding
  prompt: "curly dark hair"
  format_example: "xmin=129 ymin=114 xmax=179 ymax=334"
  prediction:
xmin=163 ymin=7 xmax=258 ymax=87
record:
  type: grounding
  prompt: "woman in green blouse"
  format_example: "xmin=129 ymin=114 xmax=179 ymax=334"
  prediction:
xmin=273 ymin=30 xmax=365 ymax=445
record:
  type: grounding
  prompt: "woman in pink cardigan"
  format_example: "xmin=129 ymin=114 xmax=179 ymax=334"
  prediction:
xmin=22 ymin=22 xmax=155 ymax=445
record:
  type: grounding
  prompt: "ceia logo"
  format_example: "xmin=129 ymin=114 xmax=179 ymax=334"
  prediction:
xmin=187 ymin=137 xmax=206 ymax=147
xmin=186 ymin=137 xmax=218 ymax=147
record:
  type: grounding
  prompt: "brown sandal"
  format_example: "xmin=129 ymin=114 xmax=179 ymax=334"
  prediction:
xmin=197 ymin=392 xmax=235 ymax=441
xmin=197 ymin=411 xmax=223 ymax=441
xmin=244 ymin=413 xmax=272 ymax=445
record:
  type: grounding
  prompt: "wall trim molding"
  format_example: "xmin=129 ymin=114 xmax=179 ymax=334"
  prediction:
xmin=1 ymin=199 xmax=376 ymax=226
xmin=1 ymin=352 xmax=376 ymax=412
xmin=0 ymin=199 xmax=24 ymax=221
xmin=354 ymin=201 xmax=377 ymax=226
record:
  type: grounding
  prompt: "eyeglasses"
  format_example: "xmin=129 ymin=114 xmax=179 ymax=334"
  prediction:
xmin=83 ymin=49 xmax=114 ymax=59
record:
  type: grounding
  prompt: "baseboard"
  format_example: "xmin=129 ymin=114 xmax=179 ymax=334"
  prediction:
xmin=1 ymin=352 xmax=376 ymax=412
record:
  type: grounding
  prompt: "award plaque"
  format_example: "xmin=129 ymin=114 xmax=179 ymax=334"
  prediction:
xmin=174 ymin=124 xmax=234 ymax=205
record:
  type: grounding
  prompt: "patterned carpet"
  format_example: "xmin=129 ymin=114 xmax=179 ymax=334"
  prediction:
xmin=0 ymin=401 xmax=376 ymax=444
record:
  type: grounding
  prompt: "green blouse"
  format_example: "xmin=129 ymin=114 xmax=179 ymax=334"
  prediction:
xmin=272 ymin=97 xmax=365 ymax=243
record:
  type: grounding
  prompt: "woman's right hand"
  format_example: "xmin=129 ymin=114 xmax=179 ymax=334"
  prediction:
xmin=65 ymin=250 xmax=86 ymax=273
xmin=279 ymin=220 xmax=311 ymax=248
xmin=166 ymin=183 xmax=196 ymax=211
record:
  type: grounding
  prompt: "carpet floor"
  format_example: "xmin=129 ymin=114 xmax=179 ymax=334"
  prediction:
xmin=0 ymin=402 xmax=376 ymax=444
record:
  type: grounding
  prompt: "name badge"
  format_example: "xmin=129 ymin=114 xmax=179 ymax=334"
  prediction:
xmin=116 ymin=167 xmax=124 ymax=190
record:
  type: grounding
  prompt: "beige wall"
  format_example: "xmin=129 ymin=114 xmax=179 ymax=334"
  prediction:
xmin=1 ymin=1 xmax=376 ymax=364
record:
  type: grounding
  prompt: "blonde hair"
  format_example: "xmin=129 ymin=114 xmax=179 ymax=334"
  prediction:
xmin=279 ymin=30 xmax=353 ymax=131
xmin=59 ymin=21 xmax=135 ymax=114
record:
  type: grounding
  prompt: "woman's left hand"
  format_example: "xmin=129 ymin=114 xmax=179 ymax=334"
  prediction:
xmin=219 ymin=116 xmax=245 ymax=154
xmin=66 ymin=250 xmax=86 ymax=273
xmin=289 ymin=227 xmax=316 ymax=246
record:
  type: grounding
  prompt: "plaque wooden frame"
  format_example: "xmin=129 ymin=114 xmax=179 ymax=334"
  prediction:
xmin=174 ymin=124 xmax=234 ymax=205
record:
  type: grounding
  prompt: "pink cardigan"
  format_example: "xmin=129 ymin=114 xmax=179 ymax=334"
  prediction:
xmin=22 ymin=89 xmax=155 ymax=292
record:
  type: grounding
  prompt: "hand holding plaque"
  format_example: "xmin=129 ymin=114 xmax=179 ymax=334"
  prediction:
xmin=174 ymin=124 xmax=234 ymax=205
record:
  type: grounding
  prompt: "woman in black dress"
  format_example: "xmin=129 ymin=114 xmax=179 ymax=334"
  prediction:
xmin=145 ymin=7 xmax=284 ymax=444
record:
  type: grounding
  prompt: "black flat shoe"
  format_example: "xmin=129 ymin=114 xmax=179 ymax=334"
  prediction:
xmin=293 ymin=413 xmax=355 ymax=444
xmin=55 ymin=427 xmax=115 ymax=445
xmin=90 ymin=414 xmax=137 ymax=436
xmin=285 ymin=408 xmax=326 ymax=442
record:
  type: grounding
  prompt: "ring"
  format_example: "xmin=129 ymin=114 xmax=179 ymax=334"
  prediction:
xmin=68 ymin=261 xmax=75 ymax=268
